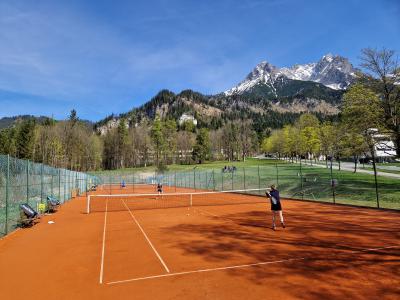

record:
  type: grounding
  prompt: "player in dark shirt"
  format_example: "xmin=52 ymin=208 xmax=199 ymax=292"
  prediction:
xmin=266 ymin=184 xmax=285 ymax=230
xmin=157 ymin=183 xmax=163 ymax=194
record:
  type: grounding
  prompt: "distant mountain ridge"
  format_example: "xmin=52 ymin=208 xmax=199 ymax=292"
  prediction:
xmin=0 ymin=115 xmax=94 ymax=130
xmin=1 ymin=54 xmax=358 ymax=135
xmin=95 ymin=54 xmax=358 ymax=135
xmin=225 ymin=54 xmax=357 ymax=95
xmin=0 ymin=115 xmax=49 ymax=129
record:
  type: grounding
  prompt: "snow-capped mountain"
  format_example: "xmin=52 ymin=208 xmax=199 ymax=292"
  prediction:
xmin=225 ymin=54 xmax=357 ymax=95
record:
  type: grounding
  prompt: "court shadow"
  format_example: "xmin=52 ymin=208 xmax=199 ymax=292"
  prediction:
xmin=160 ymin=201 xmax=400 ymax=300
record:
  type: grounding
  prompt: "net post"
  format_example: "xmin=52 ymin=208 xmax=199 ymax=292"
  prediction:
xmin=86 ymin=195 xmax=91 ymax=214
xmin=190 ymin=193 xmax=193 ymax=207
xmin=275 ymin=163 xmax=279 ymax=186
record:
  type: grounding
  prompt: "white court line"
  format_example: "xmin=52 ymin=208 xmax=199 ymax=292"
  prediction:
xmin=195 ymin=208 xmax=219 ymax=218
xmin=107 ymin=257 xmax=305 ymax=285
xmin=106 ymin=244 xmax=399 ymax=285
xmin=348 ymin=245 xmax=399 ymax=254
xmin=99 ymin=200 xmax=108 ymax=284
xmin=122 ymin=200 xmax=170 ymax=273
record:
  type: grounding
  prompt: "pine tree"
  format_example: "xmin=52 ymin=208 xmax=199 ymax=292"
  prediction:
xmin=117 ymin=118 xmax=129 ymax=168
xmin=192 ymin=128 xmax=210 ymax=164
xmin=151 ymin=115 xmax=164 ymax=167
xmin=16 ymin=119 xmax=36 ymax=160
xmin=69 ymin=109 xmax=78 ymax=127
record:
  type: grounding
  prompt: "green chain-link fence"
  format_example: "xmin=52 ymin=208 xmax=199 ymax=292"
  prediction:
xmin=0 ymin=154 xmax=100 ymax=237
xmin=93 ymin=163 xmax=400 ymax=210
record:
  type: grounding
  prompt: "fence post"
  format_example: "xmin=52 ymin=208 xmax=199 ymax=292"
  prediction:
xmin=222 ymin=171 xmax=224 ymax=190
xmin=59 ymin=169 xmax=61 ymax=201
xmin=231 ymin=169 xmax=234 ymax=190
xmin=330 ymin=159 xmax=336 ymax=204
xmin=371 ymin=154 xmax=380 ymax=208
xmin=175 ymin=171 xmax=177 ymax=192
xmin=212 ymin=169 xmax=216 ymax=191
xmin=258 ymin=165 xmax=261 ymax=192
xmin=299 ymin=159 xmax=303 ymax=200
xmin=63 ymin=170 xmax=65 ymax=202
xmin=5 ymin=155 xmax=10 ymax=234
xmin=109 ymin=171 xmax=111 ymax=195
xmin=40 ymin=163 xmax=44 ymax=203
xmin=194 ymin=169 xmax=196 ymax=191
xmin=51 ymin=172 xmax=54 ymax=197
xmin=85 ymin=174 xmax=88 ymax=196
xmin=26 ymin=160 xmax=29 ymax=204
xmin=243 ymin=168 xmax=246 ymax=190
xmin=276 ymin=163 xmax=279 ymax=187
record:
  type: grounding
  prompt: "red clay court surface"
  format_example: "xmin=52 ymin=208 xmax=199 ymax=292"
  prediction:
xmin=0 ymin=186 xmax=399 ymax=300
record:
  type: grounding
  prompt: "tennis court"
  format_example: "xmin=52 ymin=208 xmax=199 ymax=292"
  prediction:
xmin=0 ymin=185 xmax=399 ymax=300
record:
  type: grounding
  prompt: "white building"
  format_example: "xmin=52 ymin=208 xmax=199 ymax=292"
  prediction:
xmin=369 ymin=128 xmax=396 ymax=159
xmin=178 ymin=113 xmax=198 ymax=126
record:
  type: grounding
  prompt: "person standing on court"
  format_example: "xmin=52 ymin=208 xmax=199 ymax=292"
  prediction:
xmin=157 ymin=182 xmax=163 ymax=195
xmin=266 ymin=184 xmax=285 ymax=230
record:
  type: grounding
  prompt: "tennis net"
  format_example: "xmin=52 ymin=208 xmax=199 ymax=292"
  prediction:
xmin=86 ymin=188 xmax=268 ymax=213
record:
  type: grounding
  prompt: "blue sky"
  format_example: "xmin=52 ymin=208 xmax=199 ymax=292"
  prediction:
xmin=0 ymin=0 xmax=399 ymax=121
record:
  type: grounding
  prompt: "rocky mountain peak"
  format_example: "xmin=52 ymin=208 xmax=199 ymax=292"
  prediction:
xmin=225 ymin=54 xmax=357 ymax=95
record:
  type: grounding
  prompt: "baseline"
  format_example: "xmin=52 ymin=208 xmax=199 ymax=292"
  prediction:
xmin=107 ymin=244 xmax=399 ymax=285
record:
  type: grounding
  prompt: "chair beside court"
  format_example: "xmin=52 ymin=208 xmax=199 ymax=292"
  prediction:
xmin=19 ymin=203 xmax=40 ymax=228
xmin=46 ymin=195 xmax=61 ymax=213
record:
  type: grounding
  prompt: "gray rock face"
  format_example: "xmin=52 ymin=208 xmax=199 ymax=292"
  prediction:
xmin=309 ymin=54 xmax=356 ymax=89
xmin=225 ymin=54 xmax=357 ymax=95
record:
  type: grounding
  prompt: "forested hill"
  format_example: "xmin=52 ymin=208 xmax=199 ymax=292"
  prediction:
xmin=96 ymin=81 xmax=343 ymax=135
xmin=96 ymin=53 xmax=354 ymax=135
xmin=0 ymin=115 xmax=49 ymax=129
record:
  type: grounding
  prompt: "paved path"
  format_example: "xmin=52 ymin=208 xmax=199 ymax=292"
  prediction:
xmin=294 ymin=160 xmax=400 ymax=179
xmin=254 ymin=156 xmax=400 ymax=179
